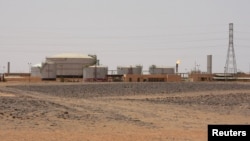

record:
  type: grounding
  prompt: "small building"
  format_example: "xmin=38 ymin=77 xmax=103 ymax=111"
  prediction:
xmin=106 ymin=74 xmax=124 ymax=82
xmin=189 ymin=73 xmax=214 ymax=81
xmin=123 ymin=74 xmax=182 ymax=82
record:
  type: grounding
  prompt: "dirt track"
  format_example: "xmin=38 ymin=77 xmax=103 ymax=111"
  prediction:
xmin=0 ymin=82 xmax=250 ymax=141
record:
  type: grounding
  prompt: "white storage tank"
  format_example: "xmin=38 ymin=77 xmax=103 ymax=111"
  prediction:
xmin=83 ymin=65 xmax=108 ymax=81
xmin=31 ymin=63 xmax=42 ymax=77
xmin=45 ymin=53 xmax=96 ymax=77
xmin=149 ymin=65 xmax=175 ymax=74
xmin=41 ymin=61 xmax=56 ymax=80
xmin=117 ymin=65 xmax=142 ymax=75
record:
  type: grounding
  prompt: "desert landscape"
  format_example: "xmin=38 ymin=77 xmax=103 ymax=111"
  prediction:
xmin=0 ymin=82 xmax=250 ymax=141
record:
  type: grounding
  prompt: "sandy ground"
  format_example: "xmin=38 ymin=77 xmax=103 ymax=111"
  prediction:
xmin=0 ymin=82 xmax=249 ymax=141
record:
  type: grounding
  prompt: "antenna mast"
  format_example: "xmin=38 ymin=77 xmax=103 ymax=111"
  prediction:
xmin=224 ymin=23 xmax=237 ymax=74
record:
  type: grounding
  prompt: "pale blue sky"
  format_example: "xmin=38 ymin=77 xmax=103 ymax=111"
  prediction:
xmin=1 ymin=0 xmax=250 ymax=73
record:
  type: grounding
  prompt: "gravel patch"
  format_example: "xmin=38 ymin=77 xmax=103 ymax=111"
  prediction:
xmin=8 ymin=82 xmax=250 ymax=98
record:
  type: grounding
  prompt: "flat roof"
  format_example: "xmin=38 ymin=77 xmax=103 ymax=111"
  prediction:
xmin=47 ymin=53 xmax=93 ymax=59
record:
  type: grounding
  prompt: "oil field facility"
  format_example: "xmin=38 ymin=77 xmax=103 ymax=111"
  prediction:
xmin=2 ymin=52 xmax=250 ymax=83
xmin=1 ymin=23 xmax=250 ymax=83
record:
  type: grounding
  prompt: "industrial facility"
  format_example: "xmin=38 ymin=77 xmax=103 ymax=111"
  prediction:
xmin=2 ymin=52 xmax=249 ymax=83
xmin=37 ymin=53 xmax=96 ymax=80
xmin=29 ymin=52 xmax=182 ymax=82
xmin=1 ymin=23 xmax=250 ymax=83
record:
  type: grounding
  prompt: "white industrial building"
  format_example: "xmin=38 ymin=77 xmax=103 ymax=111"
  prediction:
xmin=117 ymin=65 xmax=143 ymax=75
xmin=83 ymin=65 xmax=108 ymax=81
xmin=149 ymin=65 xmax=175 ymax=74
xmin=31 ymin=63 xmax=42 ymax=77
xmin=41 ymin=61 xmax=57 ymax=80
xmin=39 ymin=53 xmax=96 ymax=80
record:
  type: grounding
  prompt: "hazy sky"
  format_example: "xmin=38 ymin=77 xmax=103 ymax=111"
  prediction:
xmin=1 ymin=0 xmax=250 ymax=73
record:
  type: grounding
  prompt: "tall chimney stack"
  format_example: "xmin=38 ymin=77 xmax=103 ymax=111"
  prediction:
xmin=176 ymin=63 xmax=178 ymax=73
xmin=7 ymin=62 xmax=10 ymax=74
xmin=207 ymin=55 xmax=212 ymax=74
xmin=176 ymin=60 xmax=181 ymax=74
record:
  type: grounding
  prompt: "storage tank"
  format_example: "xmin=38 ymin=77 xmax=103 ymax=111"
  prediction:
xmin=149 ymin=65 xmax=175 ymax=74
xmin=45 ymin=53 xmax=96 ymax=77
xmin=31 ymin=63 xmax=42 ymax=77
xmin=117 ymin=65 xmax=142 ymax=75
xmin=83 ymin=65 xmax=108 ymax=81
xmin=41 ymin=61 xmax=56 ymax=80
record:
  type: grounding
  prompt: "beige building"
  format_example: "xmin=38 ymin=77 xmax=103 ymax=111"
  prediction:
xmin=123 ymin=74 xmax=182 ymax=82
xmin=188 ymin=73 xmax=213 ymax=81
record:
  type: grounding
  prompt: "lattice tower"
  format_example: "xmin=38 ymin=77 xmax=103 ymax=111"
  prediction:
xmin=224 ymin=23 xmax=237 ymax=74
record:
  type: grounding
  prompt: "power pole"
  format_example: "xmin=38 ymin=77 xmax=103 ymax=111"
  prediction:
xmin=224 ymin=23 xmax=237 ymax=74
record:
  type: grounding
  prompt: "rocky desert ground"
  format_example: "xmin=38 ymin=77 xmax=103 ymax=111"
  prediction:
xmin=0 ymin=82 xmax=250 ymax=141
